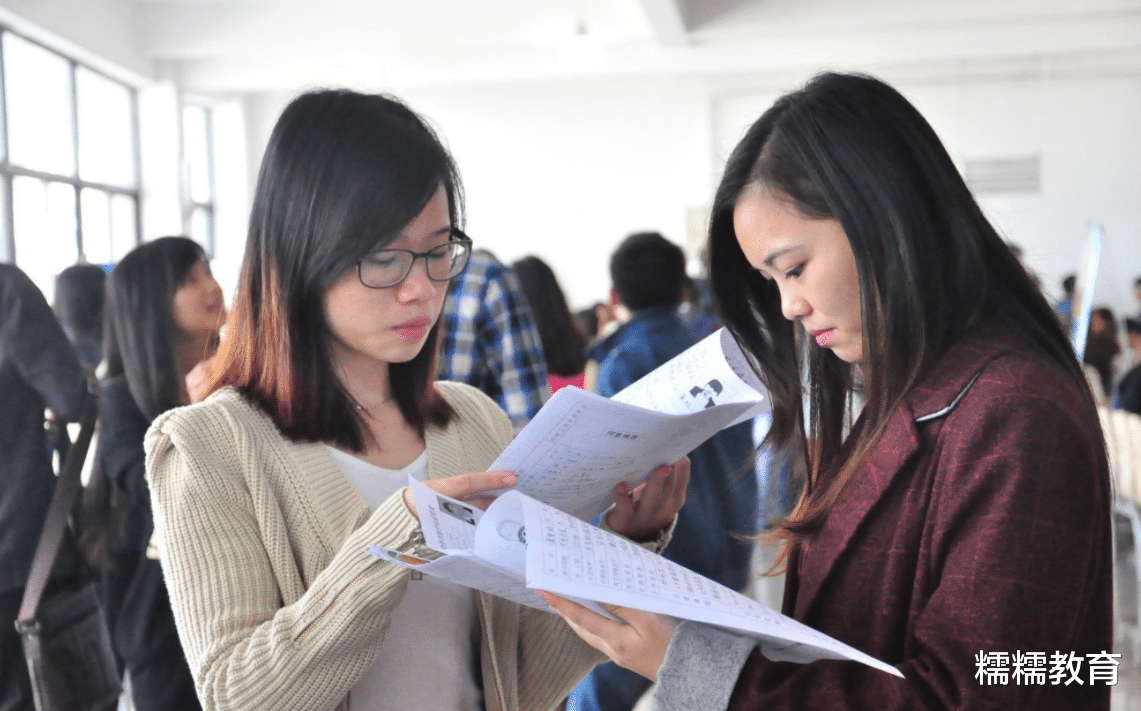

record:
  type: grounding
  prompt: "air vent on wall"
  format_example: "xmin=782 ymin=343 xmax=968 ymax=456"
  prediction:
xmin=964 ymin=155 xmax=1040 ymax=195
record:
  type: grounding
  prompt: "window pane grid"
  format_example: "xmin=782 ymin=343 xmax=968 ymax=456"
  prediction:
xmin=3 ymin=32 xmax=74 ymax=177
xmin=182 ymin=103 xmax=215 ymax=257
xmin=0 ymin=27 xmax=140 ymax=296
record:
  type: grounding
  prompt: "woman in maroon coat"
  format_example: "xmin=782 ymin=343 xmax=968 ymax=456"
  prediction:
xmin=540 ymin=72 xmax=1113 ymax=710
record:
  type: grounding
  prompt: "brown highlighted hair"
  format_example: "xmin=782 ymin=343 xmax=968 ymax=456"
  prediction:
xmin=203 ymin=89 xmax=460 ymax=450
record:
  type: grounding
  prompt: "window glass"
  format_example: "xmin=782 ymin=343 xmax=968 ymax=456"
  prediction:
xmin=3 ymin=33 xmax=75 ymax=176
xmin=80 ymin=188 xmax=110 ymax=263
xmin=13 ymin=177 xmax=77 ymax=303
xmin=0 ymin=177 xmax=10 ymax=263
xmin=76 ymin=67 xmax=136 ymax=188
xmin=182 ymin=105 xmax=212 ymax=203
xmin=189 ymin=206 xmax=212 ymax=252
xmin=109 ymin=193 xmax=137 ymax=262
xmin=82 ymin=189 xmax=137 ymax=265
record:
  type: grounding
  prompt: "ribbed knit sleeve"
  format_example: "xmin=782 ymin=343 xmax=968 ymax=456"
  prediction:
xmin=145 ymin=392 xmax=423 ymax=711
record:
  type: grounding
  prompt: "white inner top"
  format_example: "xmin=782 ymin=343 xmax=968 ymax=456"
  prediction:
xmin=326 ymin=446 xmax=482 ymax=711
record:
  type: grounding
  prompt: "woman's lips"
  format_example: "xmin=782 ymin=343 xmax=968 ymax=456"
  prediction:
xmin=812 ymin=329 xmax=834 ymax=347
xmin=394 ymin=319 xmax=431 ymax=340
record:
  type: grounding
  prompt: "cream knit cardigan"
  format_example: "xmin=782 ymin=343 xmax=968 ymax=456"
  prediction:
xmin=145 ymin=382 xmax=605 ymax=711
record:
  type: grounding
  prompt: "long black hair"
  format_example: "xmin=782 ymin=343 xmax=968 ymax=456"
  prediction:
xmin=708 ymin=72 xmax=1093 ymax=543
xmin=511 ymin=256 xmax=588 ymax=377
xmin=82 ymin=235 xmax=211 ymax=566
xmin=204 ymin=89 xmax=462 ymax=450
xmin=104 ymin=236 xmax=210 ymax=420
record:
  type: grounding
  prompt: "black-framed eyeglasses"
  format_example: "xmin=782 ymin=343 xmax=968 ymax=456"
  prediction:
xmin=356 ymin=231 xmax=473 ymax=289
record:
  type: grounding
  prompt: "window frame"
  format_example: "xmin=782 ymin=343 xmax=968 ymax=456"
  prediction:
xmin=180 ymin=101 xmax=216 ymax=259
xmin=0 ymin=25 xmax=142 ymax=267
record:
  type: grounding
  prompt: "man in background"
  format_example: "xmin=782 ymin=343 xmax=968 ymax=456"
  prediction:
xmin=438 ymin=248 xmax=549 ymax=434
xmin=568 ymin=232 xmax=759 ymax=711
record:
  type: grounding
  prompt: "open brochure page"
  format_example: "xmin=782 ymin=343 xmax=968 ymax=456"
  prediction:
xmin=488 ymin=327 xmax=769 ymax=522
xmin=407 ymin=474 xmax=482 ymax=553
xmin=369 ymin=482 xmax=900 ymax=677
xmin=518 ymin=492 xmax=903 ymax=678
xmin=368 ymin=478 xmax=607 ymax=614
xmin=490 ymin=389 xmax=753 ymax=521
xmin=368 ymin=545 xmax=548 ymax=610
xmin=611 ymin=327 xmax=769 ymax=425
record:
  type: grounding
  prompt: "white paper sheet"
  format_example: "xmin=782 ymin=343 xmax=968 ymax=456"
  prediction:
xmin=517 ymin=491 xmax=902 ymax=678
xmin=488 ymin=329 xmax=768 ymax=521
xmin=377 ymin=478 xmax=608 ymax=615
xmin=372 ymin=481 xmax=901 ymax=678
xmin=612 ymin=328 xmax=769 ymax=424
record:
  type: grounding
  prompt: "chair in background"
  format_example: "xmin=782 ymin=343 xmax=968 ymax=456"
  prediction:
xmin=1100 ymin=406 xmax=1141 ymax=660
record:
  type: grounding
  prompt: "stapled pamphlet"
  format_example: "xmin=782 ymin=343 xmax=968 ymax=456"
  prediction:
xmin=371 ymin=477 xmax=902 ymax=678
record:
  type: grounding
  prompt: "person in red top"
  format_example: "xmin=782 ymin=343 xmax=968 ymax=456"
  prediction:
xmin=540 ymin=71 xmax=1112 ymax=710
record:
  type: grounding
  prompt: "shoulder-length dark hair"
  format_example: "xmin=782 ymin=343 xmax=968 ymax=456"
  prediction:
xmin=511 ymin=256 xmax=588 ymax=377
xmin=84 ymin=235 xmax=210 ymax=566
xmin=104 ymin=236 xmax=210 ymax=421
xmin=203 ymin=89 xmax=459 ymax=450
xmin=708 ymin=72 xmax=1093 ymax=543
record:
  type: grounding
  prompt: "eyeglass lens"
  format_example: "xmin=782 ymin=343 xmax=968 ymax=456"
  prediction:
xmin=359 ymin=240 xmax=470 ymax=288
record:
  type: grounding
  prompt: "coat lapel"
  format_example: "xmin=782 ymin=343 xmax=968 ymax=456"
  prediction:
xmin=792 ymin=322 xmax=1011 ymax=618
xmin=793 ymin=404 xmax=922 ymax=618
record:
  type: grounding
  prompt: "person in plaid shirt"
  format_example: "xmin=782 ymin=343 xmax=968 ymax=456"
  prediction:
xmin=438 ymin=248 xmax=548 ymax=433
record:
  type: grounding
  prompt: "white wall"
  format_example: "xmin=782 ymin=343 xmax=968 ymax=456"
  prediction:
xmin=140 ymin=69 xmax=1141 ymax=336
xmin=0 ymin=1 xmax=150 ymax=84
xmin=403 ymin=76 xmax=715 ymax=310
xmin=713 ymin=73 xmax=1141 ymax=322
xmin=914 ymin=76 xmax=1141 ymax=319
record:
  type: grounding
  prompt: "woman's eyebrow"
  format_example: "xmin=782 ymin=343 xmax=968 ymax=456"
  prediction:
xmin=762 ymin=245 xmax=798 ymax=268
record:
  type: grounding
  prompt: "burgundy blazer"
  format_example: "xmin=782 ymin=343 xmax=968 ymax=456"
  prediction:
xmin=729 ymin=321 xmax=1113 ymax=710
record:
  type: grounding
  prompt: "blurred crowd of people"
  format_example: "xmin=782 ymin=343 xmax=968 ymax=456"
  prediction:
xmin=1055 ymin=272 xmax=1141 ymax=414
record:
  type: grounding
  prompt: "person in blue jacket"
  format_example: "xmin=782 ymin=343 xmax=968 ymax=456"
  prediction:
xmin=569 ymin=231 xmax=759 ymax=711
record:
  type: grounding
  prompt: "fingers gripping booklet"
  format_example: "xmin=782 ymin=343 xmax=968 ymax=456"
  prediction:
xmin=369 ymin=328 xmax=903 ymax=678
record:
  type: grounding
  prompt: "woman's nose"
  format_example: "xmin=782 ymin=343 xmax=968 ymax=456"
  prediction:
xmin=781 ymin=291 xmax=810 ymax=321
xmin=397 ymin=258 xmax=439 ymax=301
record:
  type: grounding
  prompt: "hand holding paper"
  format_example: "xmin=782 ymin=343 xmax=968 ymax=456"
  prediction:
xmin=603 ymin=458 xmax=690 ymax=542
xmin=536 ymin=593 xmax=678 ymax=681
xmin=401 ymin=470 xmax=517 ymax=521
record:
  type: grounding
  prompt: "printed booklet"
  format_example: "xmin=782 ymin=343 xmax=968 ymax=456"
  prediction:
xmin=369 ymin=328 xmax=902 ymax=677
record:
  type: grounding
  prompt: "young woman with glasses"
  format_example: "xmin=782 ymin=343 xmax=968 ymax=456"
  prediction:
xmin=144 ymin=89 xmax=688 ymax=711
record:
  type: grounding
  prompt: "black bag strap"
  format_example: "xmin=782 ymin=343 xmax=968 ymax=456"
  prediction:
xmin=16 ymin=385 xmax=99 ymax=633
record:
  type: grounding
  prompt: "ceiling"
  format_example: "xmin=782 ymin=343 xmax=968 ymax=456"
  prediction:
xmin=3 ymin=0 xmax=1141 ymax=95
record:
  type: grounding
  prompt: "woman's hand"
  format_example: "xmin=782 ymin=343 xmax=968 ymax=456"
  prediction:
xmin=605 ymin=457 xmax=689 ymax=542
xmin=402 ymin=471 xmax=516 ymax=521
xmin=537 ymin=591 xmax=677 ymax=681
